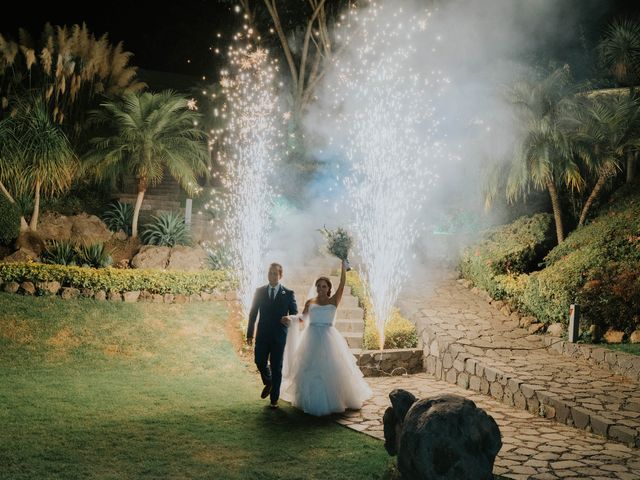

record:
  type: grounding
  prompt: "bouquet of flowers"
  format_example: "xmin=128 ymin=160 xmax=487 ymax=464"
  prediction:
xmin=319 ymin=226 xmax=353 ymax=270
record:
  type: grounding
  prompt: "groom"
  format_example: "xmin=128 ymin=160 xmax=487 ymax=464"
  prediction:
xmin=246 ymin=263 xmax=298 ymax=408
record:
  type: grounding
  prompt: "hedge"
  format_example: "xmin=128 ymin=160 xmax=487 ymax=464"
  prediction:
xmin=0 ymin=262 xmax=234 ymax=295
xmin=458 ymin=213 xmax=554 ymax=300
xmin=346 ymin=271 xmax=418 ymax=350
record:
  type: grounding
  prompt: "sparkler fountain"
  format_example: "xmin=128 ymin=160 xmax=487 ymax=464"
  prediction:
xmin=207 ymin=33 xmax=284 ymax=315
xmin=327 ymin=3 xmax=447 ymax=348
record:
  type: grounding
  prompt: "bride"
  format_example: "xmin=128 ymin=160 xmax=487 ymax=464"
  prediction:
xmin=280 ymin=259 xmax=372 ymax=416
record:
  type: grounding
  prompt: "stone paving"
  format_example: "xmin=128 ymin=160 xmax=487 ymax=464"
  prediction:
xmin=337 ymin=374 xmax=640 ymax=479
xmin=335 ymin=265 xmax=640 ymax=479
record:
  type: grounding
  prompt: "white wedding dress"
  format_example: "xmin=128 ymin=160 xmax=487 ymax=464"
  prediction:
xmin=281 ymin=303 xmax=372 ymax=416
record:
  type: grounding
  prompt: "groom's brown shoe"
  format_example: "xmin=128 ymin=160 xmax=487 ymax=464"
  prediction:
xmin=260 ymin=383 xmax=272 ymax=399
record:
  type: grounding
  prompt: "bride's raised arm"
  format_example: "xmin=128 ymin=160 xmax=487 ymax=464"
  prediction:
xmin=331 ymin=259 xmax=347 ymax=306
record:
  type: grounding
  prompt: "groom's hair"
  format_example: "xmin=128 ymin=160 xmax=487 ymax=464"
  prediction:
xmin=269 ymin=263 xmax=283 ymax=276
xmin=315 ymin=276 xmax=332 ymax=297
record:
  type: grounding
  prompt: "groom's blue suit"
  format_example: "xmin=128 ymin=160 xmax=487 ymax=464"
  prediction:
xmin=247 ymin=284 xmax=298 ymax=404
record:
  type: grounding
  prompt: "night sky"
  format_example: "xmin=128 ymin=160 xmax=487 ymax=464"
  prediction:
xmin=1 ymin=1 xmax=640 ymax=78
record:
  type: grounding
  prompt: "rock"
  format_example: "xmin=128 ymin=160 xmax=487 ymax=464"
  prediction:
xmin=3 ymin=248 xmax=38 ymax=263
xmin=36 ymin=212 xmax=73 ymax=242
xmin=20 ymin=281 xmax=36 ymax=295
xmin=131 ymin=246 xmax=171 ymax=270
xmin=114 ymin=259 xmax=130 ymax=269
xmin=383 ymin=390 xmax=501 ymax=480
xmin=547 ymin=323 xmax=565 ymax=337
xmin=3 ymin=282 xmax=20 ymax=293
xmin=70 ymin=213 xmax=112 ymax=245
xmin=61 ymin=287 xmax=80 ymax=300
xmin=138 ymin=291 xmax=152 ymax=302
xmin=519 ymin=316 xmax=537 ymax=328
xmin=94 ymin=290 xmax=107 ymax=301
xmin=152 ymin=294 xmax=164 ymax=303
xmin=174 ymin=294 xmax=188 ymax=304
xmin=108 ymin=291 xmax=122 ymax=302
xmin=630 ymin=330 xmax=640 ymax=344
xmin=36 ymin=281 xmax=61 ymax=295
xmin=123 ymin=291 xmax=140 ymax=303
xmin=166 ymin=245 xmax=208 ymax=272
xmin=81 ymin=289 xmax=94 ymax=298
xmin=604 ymin=329 xmax=625 ymax=344
xmin=528 ymin=323 xmax=545 ymax=334
xmin=114 ymin=229 xmax=128 ymax=241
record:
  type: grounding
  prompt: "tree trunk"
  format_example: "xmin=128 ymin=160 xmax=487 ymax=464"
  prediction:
xmin=578 ymin=173 xmax=609 ymax=227
xmin=626 ymin=151 xmax=636 ymax=183
xmin=29 ymin=178 xmax=41 ymax=231
xmin=131 ymin=188 xmax=146 ymax=238
xmin=546 ymin=179 xmax=564 ymax=244
xmin=0 ymin=180 xmax=29 ymax=231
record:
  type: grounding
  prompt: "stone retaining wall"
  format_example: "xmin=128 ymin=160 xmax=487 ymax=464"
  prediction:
xmin=1 ymin=281 xmax=235 ymax=304
xmin=354 ymin=348 xmax=423 ymax=377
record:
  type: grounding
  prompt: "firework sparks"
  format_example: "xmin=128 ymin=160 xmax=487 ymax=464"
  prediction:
xmin=327 ymin=2 xmax=446 ymax=348
xmin=206 ymin=33 xmax=284 ymax=315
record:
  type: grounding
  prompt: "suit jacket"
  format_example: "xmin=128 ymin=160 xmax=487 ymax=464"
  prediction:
xmin=247 ymin=285 xmax=298 ymax=343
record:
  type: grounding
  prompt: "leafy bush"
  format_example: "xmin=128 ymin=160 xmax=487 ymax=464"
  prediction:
xmin=41 ymin=240 xmax=77 ymax=266
xmin=141 ymin=212 xmax=191 ymax=247
xmin=458 ymin=213 xmax=554 ymax=299
xmin=0 ymin=197 xmax=20 ymax=245
xmin=206 ymin=244 xmax=233 ymax=270
xmin=0 ymin=262 xmax=234 ymax=295
xmin=76 ymin=243 xmax=113 ymax=268
xmin=102 ymin=201 xmax=133 ymax=236
xmin=346 ymin=271 xmax=418 ymax=350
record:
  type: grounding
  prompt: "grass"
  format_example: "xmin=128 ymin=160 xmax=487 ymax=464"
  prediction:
xmin=600 ymin=342 xmax=640 ymax=356
xmin=0 ymin=293 xmax=396 ymax=479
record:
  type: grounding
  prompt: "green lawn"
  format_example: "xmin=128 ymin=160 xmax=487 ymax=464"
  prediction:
xmin=601 ymin=342 xmax=640 ymax=356
xmin=0 ymin=293 xmax=396 ymax=479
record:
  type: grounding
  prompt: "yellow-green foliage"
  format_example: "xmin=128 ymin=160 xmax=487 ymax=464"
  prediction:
xmin=0 ymin=262 xmax=234 ymax=294
xmin=346 ymin=271 xmax=418 ymax=350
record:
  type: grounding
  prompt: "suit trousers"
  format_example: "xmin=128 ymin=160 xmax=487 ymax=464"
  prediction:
xmin=254 ymin=336 xmax=286 ymax=404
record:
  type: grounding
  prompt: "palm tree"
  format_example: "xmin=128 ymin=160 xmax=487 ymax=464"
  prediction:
xmin=567 ymin=93 xmax=640 ymax=226
xmin=487 ymin=65 xmax=585 ymax=244
xmin=85 ymin=91 xmax=209 ymax=237
xmin=599 ymin=17 xmax=640 ymax=182
xmin=0 ymin=96 xmax=78 ymax=231
xmin=0 ymin=120 xmax=28 ymax=231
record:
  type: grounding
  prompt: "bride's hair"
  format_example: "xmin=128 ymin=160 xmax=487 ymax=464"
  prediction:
xmin=315 ymin=276 xmax=332 ymax=297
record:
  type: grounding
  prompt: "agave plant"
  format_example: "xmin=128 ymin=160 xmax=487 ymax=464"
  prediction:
xmin=76 ymin=242 xmax=113 ymax=268
xmin=102 ymin=201 xmax=133 ymax=236
xmin=141 ymin=212 xmax=191 ymax=247
xmin=206 ymin=244 xmax=233 ymax=270
xmin=41 ymin=240 xmax=77 ymax=266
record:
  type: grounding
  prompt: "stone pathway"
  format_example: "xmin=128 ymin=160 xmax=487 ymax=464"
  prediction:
xmin=338 ymin=374 xmax=640 ymax=479
xmin=335 ymin=265 xmax=640 ymax=479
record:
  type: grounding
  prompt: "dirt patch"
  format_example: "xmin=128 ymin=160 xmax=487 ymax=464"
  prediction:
xmin=225 ymin=302 xmax=251 ymax=360
xmin=105 ymin=236 xmax=140 ymax=266
xmin=46 ymin=327 xmax=83 ymax=349
xmin=1 ymin=318 xmax=34 ymax=344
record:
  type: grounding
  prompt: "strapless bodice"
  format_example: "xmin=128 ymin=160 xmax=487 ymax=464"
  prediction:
xmin=308 ymin=303 xmax=337 ymax=326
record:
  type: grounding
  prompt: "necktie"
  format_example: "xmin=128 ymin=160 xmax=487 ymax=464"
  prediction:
xmin=270 ymin=287 xmax=275 ymax=301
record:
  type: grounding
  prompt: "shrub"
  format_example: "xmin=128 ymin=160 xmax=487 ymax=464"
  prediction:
xmin=0 ymin=262 xmax=234 ymax=295
xmin=206 ymin=244 xmax=233 ymax=270
xmin=41 ymin=240 xmax=77 ymax=266
xmin=0 ymin=197 xmax=20 ymax=245
xmin=102 ymin=201 xmax=133 ymax=236
xmin=458 ymin=213 xmax=554 ymax=299
xmin=76 ymin=243 xmax=113 ymax=268
xmin=346 ymin=271 xmax=418 ymax=350
xmin=141 ymin=212 xmax=191 ymax=247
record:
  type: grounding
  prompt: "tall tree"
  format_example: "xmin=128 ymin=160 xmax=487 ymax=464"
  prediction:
xmin=0 ymin=95 xmax=78 ymax=231
xmin=599 ymin=17 xmax=640 ymax=182
xmin=85 ymin=91 xmax=209 ymax=238
xmin=487 ymin=65 xmax=585 ymax=244
xmin=567 ymin=93 xmax=640 ymax=226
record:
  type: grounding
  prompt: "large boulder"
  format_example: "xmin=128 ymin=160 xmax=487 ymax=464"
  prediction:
xmin=131 ymin=246 xmax=171 ymax=270
xmin=70 ymin=213 xmax=112 ymax=245
xmin=37 ymin=212 xmax=73 ymax=243
xmin=383 ymin=389 xmax=501 ymax=480
xmin=166 ymin=245 xmax=208 ymax=272
xmin=2 ymin=248 xmax=38 ymax=263
xmin=15 ymin=231 xmax=45 ymax=257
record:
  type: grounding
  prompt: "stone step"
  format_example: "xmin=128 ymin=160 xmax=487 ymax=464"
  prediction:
xmin=342 ymin=331 xmax=363 ymax=349
xmin=334 ymin=318 xmax=365 ymax=333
